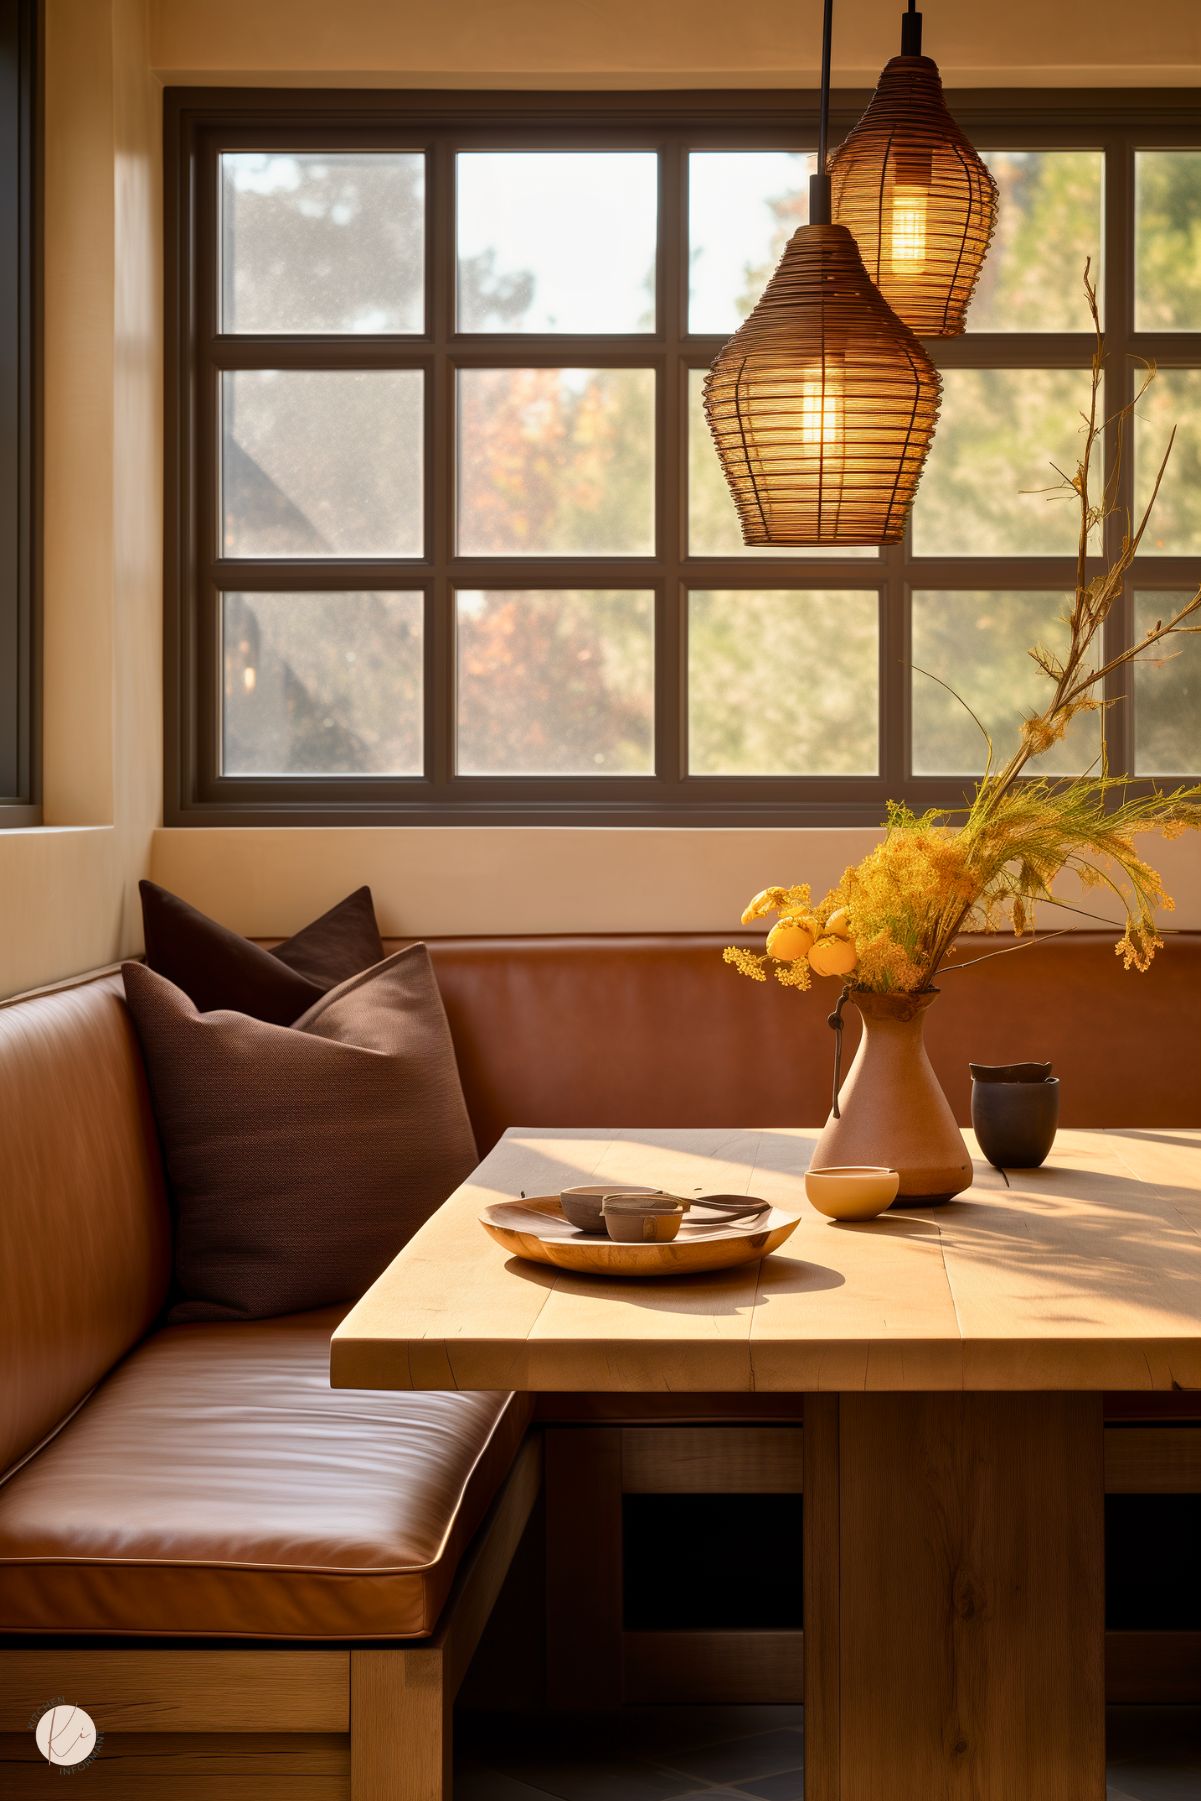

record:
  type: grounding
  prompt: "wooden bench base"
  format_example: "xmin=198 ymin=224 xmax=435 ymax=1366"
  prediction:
xmin=0 ymin=1435 xmax=541 ymax=1800
xmin=545 ymin=1416 xmax=1200 ymax=1715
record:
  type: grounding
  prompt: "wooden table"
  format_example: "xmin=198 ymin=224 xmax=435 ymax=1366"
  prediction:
xmin=333 ymin=1127 xmax=1201 ymax=1801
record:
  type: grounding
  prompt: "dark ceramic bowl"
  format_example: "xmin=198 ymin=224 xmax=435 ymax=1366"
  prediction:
xmin=970 ymin=1073 xmax=1060 ymax=1170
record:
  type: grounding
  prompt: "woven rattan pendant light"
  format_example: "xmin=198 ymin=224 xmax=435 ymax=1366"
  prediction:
xmin=829 ymin=3 xmax=999 ymax=336
xmin=704 ymin=0 xmax=940 ymax=546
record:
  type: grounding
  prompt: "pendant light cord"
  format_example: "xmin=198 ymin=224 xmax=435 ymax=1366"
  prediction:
xmin=901 ymin=0 xmax=923 ymax=55
xmin=810 ymin=0 xmax=834 ymax=224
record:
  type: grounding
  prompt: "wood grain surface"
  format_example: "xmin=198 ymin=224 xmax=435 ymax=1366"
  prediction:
xmin=836 ymin=1392 xmax=1106 ymax=1800
xmin=332 ymin=1128 xmax=1201 ymax=1393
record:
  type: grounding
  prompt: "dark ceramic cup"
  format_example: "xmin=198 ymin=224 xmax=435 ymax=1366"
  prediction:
xmin=970 ymin=1063 xmax=1060 ymax=1170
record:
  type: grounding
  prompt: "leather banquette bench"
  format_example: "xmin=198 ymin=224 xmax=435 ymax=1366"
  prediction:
xmin=0 ymin=967 xmax=538 ymax=1800
xmin=0 ymin=931 xmax=1198 ymax=1795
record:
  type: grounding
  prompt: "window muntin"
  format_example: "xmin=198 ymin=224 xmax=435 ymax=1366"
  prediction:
xmin=169 ymin=100 xmax=1201 ymax=824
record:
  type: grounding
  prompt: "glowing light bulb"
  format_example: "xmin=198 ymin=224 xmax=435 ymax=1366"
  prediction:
xmin=889 ymin=185 xmax=928 ymax=274
xmin=242 ymin=665 xmax=257 ymax=693
xmin=799 ymin=368 xmax=843 ymax=449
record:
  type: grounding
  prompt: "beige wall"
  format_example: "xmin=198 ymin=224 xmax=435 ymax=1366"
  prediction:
xmin=150 ymin=825 xmax=1201 ymax=940
xmin=0 ymin=0 xmax=161 ymax=997
xmin=3 ymin=0 xmax=1197 ymax=996
xmin=149 ymin=0 xmax=1201 ymax=88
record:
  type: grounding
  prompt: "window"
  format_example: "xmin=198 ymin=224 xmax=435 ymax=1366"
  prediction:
xmin=165 ymin=93 xmax=1201 ymax=825
xmin=0 ymin=0 xmax=36 ymax=823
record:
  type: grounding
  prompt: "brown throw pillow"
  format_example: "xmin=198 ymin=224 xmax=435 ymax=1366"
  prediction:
xmin=122 ymin=947 xmax=478 ymax=1323
xmin=139 ymin=881 xmax=385 ymax=1026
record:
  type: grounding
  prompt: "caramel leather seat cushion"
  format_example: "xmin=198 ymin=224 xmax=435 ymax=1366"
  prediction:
xmin=0 ymin=1311 xmax=531 ymax=1640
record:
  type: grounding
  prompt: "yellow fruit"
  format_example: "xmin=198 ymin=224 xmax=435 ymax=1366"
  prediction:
xmin=765 ymin=916 xmax=814 ymax=962
xmin=825 ymin=907 xmax=852 ymax=939
xmin=807 ymin=934 xmax=858 ymax=978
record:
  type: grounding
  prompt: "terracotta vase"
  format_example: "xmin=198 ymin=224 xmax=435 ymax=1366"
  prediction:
xmin=810 ymin=990 xmax=972 ymax=1206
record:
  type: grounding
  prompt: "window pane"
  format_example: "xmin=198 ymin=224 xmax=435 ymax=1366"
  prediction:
xmin=457 ymin=368 xmax=654 ymax=556
xmin=222 ymin=591 xmax=422 ymax=775
xmin=1136 ymin=151 xmax=1201 ymax=331
xmin=456 ymin=589 xmax=654 ymax=774
xmin=687 ymin=370 xmax=876 ymax=560
xmin=688 ymin=589 xmax=878 ymax=774
xmin=911 ymin=590 xmax=1099 ymax=776
xmin=1134 ymin=368 xmax=1201 ymax=556
xmin=912 ymin=369 xmax=1091 ymax=557
xmin=220 ymin=153 xmax=424 ymax=335
xmin=689 ymin=151 xmax=812 ymax=335
xmin=1134 ymin=591 xmax=1201 ymax=774
xmin=456 ymin=153 xmax=657 ymax=333
xmin=221 ymin=370 xmax=423 ymax=558
xmin=971 ymin=152 xmax=1103 ymax=332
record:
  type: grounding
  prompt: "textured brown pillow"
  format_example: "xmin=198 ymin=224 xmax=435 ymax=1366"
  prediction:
xmin=139 ymin=881 xmax=385 ymax=1026
xmin=122 ymin=947 xmax=478 ymax=1323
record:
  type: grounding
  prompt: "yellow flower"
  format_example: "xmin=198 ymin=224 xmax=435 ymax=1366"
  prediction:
xmin=807 ymin=935 xmax=858 ymax=978
xmin=740 ymin=883 xmax=811 ymax=925
xmin=774 ymin=961 xmax=812 ymax=991
xmin=766 ymin=916 xmax=814 ymax=962
xmin=855 ymin=930 xmax=924 ymax=992
xmin=824 ymin=907 xmax=852 ymax=940
xmin=723 ymin=945 xmax=768 ymax=982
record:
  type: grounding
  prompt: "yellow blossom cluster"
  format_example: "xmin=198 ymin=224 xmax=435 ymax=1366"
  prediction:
xmin=853 ymin=929 xmax=925 ymax=992
xmin=727 ymin=890 xmax=858 ymax=993
xmin=726 ymin=773 xmax=1198 ymax=998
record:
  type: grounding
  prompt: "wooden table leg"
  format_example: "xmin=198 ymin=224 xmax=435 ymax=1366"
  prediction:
xmin=805 ymin=1392 xmax=1106 ymax=1801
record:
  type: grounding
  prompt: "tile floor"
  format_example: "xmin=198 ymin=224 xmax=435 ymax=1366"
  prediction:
xmin=457 ymin=1705 xmax=1200 ymax=1801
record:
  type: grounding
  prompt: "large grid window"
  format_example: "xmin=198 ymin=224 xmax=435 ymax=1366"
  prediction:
xmin=166 ymin=93 xmax=1201 ymax=825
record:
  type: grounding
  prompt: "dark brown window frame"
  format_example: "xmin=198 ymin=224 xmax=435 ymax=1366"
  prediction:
xmin=164 ymin=87 xmax=1201 ymax=828
xmin=0 ymin=0 xmax=38 ymax=825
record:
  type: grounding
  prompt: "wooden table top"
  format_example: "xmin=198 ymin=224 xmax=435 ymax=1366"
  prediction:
xmin=330 ymin=1127 xmax=1201 ymax=1394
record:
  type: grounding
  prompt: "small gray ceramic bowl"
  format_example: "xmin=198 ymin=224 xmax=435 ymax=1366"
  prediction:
xmin=560 ymin=1184 xmax=660 ymax=1234
xmin=602 ymin=1194 xmax=685 ymax=1243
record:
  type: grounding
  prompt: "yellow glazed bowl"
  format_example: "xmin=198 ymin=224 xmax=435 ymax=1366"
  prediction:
xmin=805 ymin=1165 xmax=900 ymax=1220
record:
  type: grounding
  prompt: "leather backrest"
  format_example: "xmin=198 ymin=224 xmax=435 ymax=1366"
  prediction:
xmin=402 ymin=932 xmax=1201 ymax=1156
xmin=0 ymin=973 xmax=171 ymax=1478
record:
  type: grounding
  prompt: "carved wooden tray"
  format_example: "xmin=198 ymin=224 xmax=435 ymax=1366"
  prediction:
xmin=479 ymin=1195 xmax=801 ymax=1278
